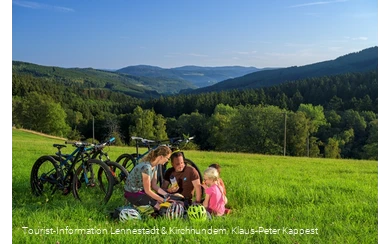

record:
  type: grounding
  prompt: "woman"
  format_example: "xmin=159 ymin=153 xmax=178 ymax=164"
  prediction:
xmin=124 ymin=145 xmax=172 ymax=210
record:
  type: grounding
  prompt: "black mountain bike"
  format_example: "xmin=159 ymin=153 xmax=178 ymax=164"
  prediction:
xmin=89 ymin=138 xmax=129 ymax=204
xmin=30 ymin=140 xmax=115 ymax=204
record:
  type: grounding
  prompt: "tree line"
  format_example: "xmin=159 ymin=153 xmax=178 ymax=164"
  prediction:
xmin=12 ymin=70 xmax=378 ymax=160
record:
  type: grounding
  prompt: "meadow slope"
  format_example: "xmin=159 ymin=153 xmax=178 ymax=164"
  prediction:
xmin=12 ymin=128 xmax=378 ymax=243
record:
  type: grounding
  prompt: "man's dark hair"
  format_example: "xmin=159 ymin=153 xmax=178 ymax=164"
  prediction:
xmin=170 ymin=151 xmax=184 ymax=160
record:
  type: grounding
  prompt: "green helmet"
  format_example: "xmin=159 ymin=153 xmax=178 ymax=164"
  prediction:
xmin=187 ymin=204 xmax=208 ymax=221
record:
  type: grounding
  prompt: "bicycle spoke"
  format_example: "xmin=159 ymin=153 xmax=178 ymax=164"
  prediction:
xmin=72 ymin=159 xmax=114 ymax=205
xmin=30 ymin=156 xmax=60 ymax=197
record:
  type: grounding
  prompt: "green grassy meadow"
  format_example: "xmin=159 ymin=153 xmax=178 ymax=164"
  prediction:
xmin=12 ymin=128 xmax=378 ymax=243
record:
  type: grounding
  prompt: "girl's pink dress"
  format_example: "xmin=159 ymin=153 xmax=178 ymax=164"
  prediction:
xmin=205 ymin=184 xmax=225 ymax=216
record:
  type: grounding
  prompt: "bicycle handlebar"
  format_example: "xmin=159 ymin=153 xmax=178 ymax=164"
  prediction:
xmin=65 ymin=141 xmax=93 ymax=147
xmin=64 ymin=137 xmax=115 ymax=149
xmin=130 ymin=135 xmax=195 ymax=147
xmin=92 ymin=137 xmax=116 ymax=151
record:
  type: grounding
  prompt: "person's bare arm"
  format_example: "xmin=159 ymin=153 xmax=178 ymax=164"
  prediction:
xmin=151 ymin=170 xmax=160 ymax=191
xmin=203 ymin=193 xmax=210 ymax=208
xmin=192 ymin=179 xmax=202 ymax=203
xmin=161 ymin=180 xmax=170 ymax=190
xmin=142 ymin=173 xmax=165 ymax=202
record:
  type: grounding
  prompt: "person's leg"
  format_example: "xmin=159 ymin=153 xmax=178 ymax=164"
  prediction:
xmin=126 ymin=194 xmax=157 ymax=207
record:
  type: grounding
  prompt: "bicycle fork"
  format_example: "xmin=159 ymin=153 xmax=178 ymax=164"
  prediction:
xmin=81 ymin=163 xmax=96 ymax=187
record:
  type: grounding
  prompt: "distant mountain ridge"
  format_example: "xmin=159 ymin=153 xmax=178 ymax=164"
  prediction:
xmin=12 ymin=46 xmax=377 ymax=99
xmin=187 ymin=46 xmax=378 ymax=94
xmin=11 ymin=61 xmax=195 ymax=98
xmin=116 ymin=65 xmax=264 ymax=88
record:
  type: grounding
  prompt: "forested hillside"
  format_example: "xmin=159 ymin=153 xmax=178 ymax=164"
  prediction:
xmin=12 ymin=48 xmax=378 ymax=160
xmin=116 ymin=65 xmax=262 ymax=88
xmin=12 ymin=48 xmax=378 ymax=159
xmin=189 ymin=46 xmax=378 ymax=94
xmin=12 ymin=61 xmax=195 ymax=96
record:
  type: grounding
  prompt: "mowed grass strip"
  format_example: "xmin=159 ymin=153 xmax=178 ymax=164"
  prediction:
xmin=12 ymin=128 xmax=377 ymax=243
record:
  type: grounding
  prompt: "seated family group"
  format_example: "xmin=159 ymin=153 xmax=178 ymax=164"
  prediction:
xmin=123 ymin=145 xmax=229 ymax=217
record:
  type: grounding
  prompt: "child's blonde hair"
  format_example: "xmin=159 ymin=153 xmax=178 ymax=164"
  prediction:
xmin=204 ymin=167 xmax=219 ymax=181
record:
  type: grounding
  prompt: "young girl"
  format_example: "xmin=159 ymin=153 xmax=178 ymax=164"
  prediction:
xmin=209 ymin=163 xmax=226 ymax=195
xmin=209 ymin=163 xmax=231 ymax=214
xmin=201 ymin=167 xmax=226 ymax=216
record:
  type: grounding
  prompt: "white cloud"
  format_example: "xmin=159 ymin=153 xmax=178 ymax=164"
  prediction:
xmin=352 ymin=37 xmax=369 ymax=41
xmin=288 ymin=0 xmax=348 ymax=8
xmin=343 ymin=36 xmax=369 ymax=41
xmin=13 ymin=0 xmax=74 ymax=12
xmin=188 ymin=53 xmax=208 ymax=57
xmin=234 ymin=51 xmax=258 ymax=55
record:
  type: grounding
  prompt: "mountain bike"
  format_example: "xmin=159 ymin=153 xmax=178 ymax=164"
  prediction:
xmin=88 ymin=138 xmax=129 ymax=204
xmin=30 ymin=140 xmax=115 ymax=205
xmin=115 ymin=136 xmax=203 ymax=186
xmin=88 ymin=137 xmax=129 ymax=187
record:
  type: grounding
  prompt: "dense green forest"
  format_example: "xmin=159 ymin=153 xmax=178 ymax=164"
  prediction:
xmin=12 ymin=61 xmax=378 ymax=160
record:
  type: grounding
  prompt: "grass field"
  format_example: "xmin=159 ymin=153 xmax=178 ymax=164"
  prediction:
xmin=11 ymin=128 xmax=378 ymax=243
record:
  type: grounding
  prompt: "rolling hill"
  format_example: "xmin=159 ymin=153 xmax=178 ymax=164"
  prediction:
xmin=12 ymin=61 xmax=196 ymax=98
xmin=186 ymin=46 xmax=378 ymax=94
xmin=12 ymin=46 xmax=378 ymax=98
xmin=116 ymin=65 xmax=263 ymax=88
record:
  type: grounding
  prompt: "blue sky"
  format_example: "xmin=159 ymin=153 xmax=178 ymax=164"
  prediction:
xmin=11 ymin=0 xmax=378 ymax=70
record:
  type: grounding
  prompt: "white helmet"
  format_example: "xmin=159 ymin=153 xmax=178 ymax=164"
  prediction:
xmin=119 ymin=208 xmax=142 ymax=222
xmin=165 ymin=202 xmax=184 ymax=219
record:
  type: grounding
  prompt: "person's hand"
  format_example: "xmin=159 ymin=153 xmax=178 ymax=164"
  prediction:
xmin=201 ymin=181 xmax=208 ymax=189
xmin=163 ymin=193 xmax=171 ymax=202
xmin=167 ymin=185 xmax=179 ymax=193
xmin=159 ymin=193 xmax=171 ymax=203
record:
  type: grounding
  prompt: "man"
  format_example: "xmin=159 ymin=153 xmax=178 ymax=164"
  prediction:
xmin=162 ymin=151 xmax=202 ymax=206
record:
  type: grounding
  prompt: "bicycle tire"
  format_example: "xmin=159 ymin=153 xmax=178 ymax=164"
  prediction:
xmin=100 ymin=160 xmax=129 ymax=186
xmin=71 ymin=158 xmax=115 ymax=204
xmin=30 ymin=155 xmax=61 ymax=196
xmin=100 ymin=160 xmax=129 ymax=207
xmin=116 ymin=153 xmax=137 ymax=173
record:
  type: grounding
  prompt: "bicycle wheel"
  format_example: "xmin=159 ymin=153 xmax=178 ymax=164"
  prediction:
xmin=72 ymin=159 xmax=114 ymax=204
xmin=30 ymin=155 xmax=61 ymax=196
xmin=101 ymin=160 xmax=129 ymax=206
xmin=116 ymin=153 xmax=137 ymax=173
xmin=101 ymin=160 xmax=129 ymax=186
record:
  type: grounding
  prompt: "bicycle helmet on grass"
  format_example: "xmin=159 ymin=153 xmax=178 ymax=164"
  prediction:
xmin=187 ymin=204 xmax=208 ymax=221
xmin=165 ymin=202 xmax=184 ymax=219
xmin=119 ymin=208 xmax=142 ymax=222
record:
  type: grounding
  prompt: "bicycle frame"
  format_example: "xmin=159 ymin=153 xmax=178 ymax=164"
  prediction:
xmin=87 ymin=137 xmax=115 ymax=161
xmin=46 ymin=142 xmax=90 ymax=193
